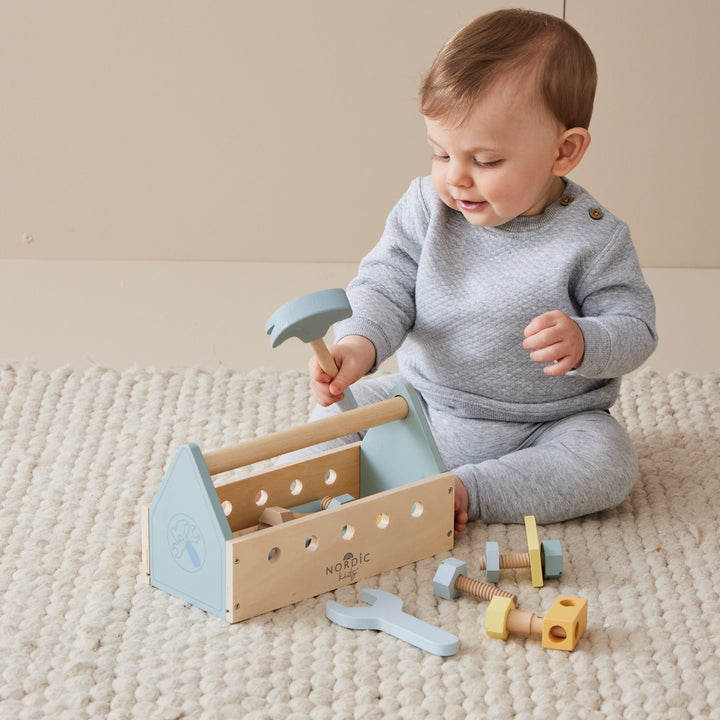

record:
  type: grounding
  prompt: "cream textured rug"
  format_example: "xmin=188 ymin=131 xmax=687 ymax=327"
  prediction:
xmin=1 ymin=363 xmax=719 ymax=719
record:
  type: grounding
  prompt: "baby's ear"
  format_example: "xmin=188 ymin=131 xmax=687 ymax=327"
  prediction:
xmin=552 ymin=128 xmax=591 ymax=176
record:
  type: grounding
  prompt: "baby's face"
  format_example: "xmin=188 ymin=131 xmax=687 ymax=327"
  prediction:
xmin=425 ymin=81 xmax=566 ymax=227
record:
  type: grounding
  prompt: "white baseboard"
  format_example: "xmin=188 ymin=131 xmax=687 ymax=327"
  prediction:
xmin=0 ymin=260 xmax=715 ymax=376
xmin=1 ymin=260 xmax=358 ymax=373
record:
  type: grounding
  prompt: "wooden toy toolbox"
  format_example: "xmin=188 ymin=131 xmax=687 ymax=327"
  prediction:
xmin=141 ymin=382 xmax=455 ymax=622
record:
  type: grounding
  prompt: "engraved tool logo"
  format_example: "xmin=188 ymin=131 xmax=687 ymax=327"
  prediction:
xmin=167 ymin=513 xmax=206 ymax=572
xmin=326 ymin=551 xmax=371 ymax=582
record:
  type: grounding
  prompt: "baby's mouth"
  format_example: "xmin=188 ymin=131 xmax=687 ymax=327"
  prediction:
xmin=457 ymin=199 xmax=486 ymax=211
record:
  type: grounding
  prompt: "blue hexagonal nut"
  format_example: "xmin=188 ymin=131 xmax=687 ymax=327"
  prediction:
xmin=433 ymin=557 xmax=467 ymax=600
xmin=327 ymin=493 xmax=355 ymax=508
xmin=541 ymin=539 xmax=563 ymax=578
xmin=485 ymin=541 xmax=500 ymax=584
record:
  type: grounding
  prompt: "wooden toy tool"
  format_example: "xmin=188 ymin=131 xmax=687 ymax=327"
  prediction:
xmin=480 ymin=516 xmax=563 ymax=586
xmin=433 ymin=558 xmax=518 ymax=605
xmin=143 ymin=381 xmax=453 ymax=622
xmin=480 ymin=537 xmax=562 ymax=584
xmin=485 ymin=595 xmax=588 ymax=651
xmin=266 ymin=288 xmax=357 ymax=410
xmin=326 ymin=588 xmax=459 ymax=656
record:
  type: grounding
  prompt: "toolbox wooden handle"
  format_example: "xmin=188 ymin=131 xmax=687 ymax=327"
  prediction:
xmin=202 ymin=395 xmax=408 ymax=475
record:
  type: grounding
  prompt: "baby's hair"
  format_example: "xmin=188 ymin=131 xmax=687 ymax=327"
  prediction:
xmin=420 ymin=9 xmax=597 ymax=130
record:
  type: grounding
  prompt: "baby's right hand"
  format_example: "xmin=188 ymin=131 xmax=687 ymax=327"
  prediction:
xmin=309 ymin=335 xmax=376 ymax=406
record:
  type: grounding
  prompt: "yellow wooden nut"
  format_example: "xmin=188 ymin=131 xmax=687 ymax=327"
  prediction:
xmin=542 ymin=596 xmax=588 ymax=651
xmin=485 ymin=595 xmax=516 ymax=640
xmin=524 ymin=515 xmax=543 ymax=587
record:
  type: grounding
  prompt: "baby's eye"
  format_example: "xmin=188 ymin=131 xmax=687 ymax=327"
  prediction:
xmin=475 ymin=158 xmax=503 ymax=168
xmin=431 ymin=152 xmax=449 ymax=161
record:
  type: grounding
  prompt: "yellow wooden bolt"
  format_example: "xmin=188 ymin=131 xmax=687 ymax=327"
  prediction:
xmin=485 ymin=595 xmax=588 ymax=651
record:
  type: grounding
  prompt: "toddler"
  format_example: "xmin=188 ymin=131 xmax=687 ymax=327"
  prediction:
xmin=302 ymin=9 xmax=656 ymax=534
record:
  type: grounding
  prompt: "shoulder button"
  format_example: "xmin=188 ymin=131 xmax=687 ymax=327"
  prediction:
xmin=589 ymin=207 xmax=604 ymax=220
xmin=559 ymin=195 xmax=574 ymax=206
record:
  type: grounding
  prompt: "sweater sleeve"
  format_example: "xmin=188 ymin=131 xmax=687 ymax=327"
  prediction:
xmin=333 ymin=179 xmax=430 ymax=368
xmin=572 ymin=222 xmax=658 ymax=378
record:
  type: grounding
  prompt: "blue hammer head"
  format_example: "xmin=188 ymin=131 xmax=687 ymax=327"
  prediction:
xmin=265 ymin=288 xmax=352 ymax=347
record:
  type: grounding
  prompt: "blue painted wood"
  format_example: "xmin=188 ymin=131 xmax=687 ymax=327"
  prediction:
xmin=359 ymin=381 xmax=446 ymax=497
xmin=149 ymin=443 xmax=232 ymax=619
xmin=265 ymin=288 xmax=351 ymax=346
xmin=485 ymin=541 xmax=501 ymax=583
xmin=265 ymin=288 xmax=358 ymax=409
xmin=326 ymin=588 xmax=459 ymax=656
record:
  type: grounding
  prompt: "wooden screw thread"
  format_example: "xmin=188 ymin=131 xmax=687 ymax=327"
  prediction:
xmin=320 ymin=496 xmax=333 ymax=510
xmin=479 ymin=552 xmax=530 ymax=571
xmin=454 ymin=575 xmax=518 ymax=605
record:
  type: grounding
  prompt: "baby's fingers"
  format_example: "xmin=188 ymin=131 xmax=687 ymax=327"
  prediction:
xmin=308 ymin=357 xmax=331 ymax=383
xmin=524 ymin=311 xmax=560 ymax=338
xmin=542 ymin=356 xmax=575 ymax=376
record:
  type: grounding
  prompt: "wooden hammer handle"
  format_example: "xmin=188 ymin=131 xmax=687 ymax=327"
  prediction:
xmin=202 ymin=395 xmax=408 ymax=475
xmin=309 ymin=338 xmax=339 ymax=378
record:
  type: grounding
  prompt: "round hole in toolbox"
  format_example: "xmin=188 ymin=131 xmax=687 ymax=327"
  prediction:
xmin=255 ymin=489 xmax=268 ymax=507
xmin=305 ymin=535 xmax=319 ymax=552
xmin=376 ymin=513 xmax=390 ymax=529
xmin=267 ymin=547 xmax=281 ymax=562
xmin=341 ymin=524 xmax=355 ymax=540
xmin=290 ymin=479 xmax=303 ymax=496
xmin=410 ymin=502 xmax=424 ymax=518
xmin=324 ymin=469 xmax=337 ymax=485
xmin=221 ymin=500 xmax=233 ymax=516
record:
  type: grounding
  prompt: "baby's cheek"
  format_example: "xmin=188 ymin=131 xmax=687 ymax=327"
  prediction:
xmin=430 ymin=172 xmax=454 ymax=209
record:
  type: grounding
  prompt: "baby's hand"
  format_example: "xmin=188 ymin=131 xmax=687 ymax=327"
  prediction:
xmin=523 ymin=310 xmax=584 ymax=376
xmin=309 ymin=335 xmax=376 ymax=406
xmin=453 ymin=476 xmax=469 ymax=537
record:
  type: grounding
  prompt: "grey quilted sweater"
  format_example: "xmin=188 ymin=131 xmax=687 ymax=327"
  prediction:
xmin=334 ymin=176 xmax=657 ymax=422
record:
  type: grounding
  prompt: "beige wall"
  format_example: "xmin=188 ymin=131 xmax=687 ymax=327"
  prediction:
xmin=2 ymin=1 xmax=719 ymax=373
xmin=1 ymin=0 xmax=558 ymax=264
xmin=568 ymin=0 xmax=720 ymax=268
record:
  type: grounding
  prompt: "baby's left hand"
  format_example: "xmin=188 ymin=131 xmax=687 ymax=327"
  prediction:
xmin=523 ymin=310 xmax=585 ymax=376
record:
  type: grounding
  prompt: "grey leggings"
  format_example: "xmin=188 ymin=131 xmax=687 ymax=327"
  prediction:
xmin=292 ymin=374 xmax=638 ymax=525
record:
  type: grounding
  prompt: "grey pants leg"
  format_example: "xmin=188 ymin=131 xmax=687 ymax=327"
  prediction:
xmin=453 ymin=410 xmax=638 ymax=524
xmin=281 ymin=374 xmax=637 ymax=526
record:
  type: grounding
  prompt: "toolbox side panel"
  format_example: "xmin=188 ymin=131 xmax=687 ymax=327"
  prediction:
xmin=216 ymin=443 xmax=361 ymax=533
xmin=360 ymin=382 xmax=446 ymax=496
xmin=150 ymin=443 xmax=232 ymax=619
xmin=226 ymin=472 xmax=455 ymax=622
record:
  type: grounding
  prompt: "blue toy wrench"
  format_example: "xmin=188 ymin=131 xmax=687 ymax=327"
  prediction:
xmin=326 ymin=588 xmax=459 ymax=656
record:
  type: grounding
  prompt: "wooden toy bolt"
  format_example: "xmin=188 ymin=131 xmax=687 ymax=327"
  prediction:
xmin=433 ymin=558 xmax=518 ymax=605
xmin=480 ymin=516 xmax=563 ymax=586
xmin=237 ymin=494 xmax=356 ymax=536
xmin=320 ymin=493 xmax=355 ymax=510
xmin=480 ymin=538 xmax=563 ymax=584
xmin=293 ymin=494 xmax=355 ymax=517
xmin=485 ymin=595 xmax=588 ymax=651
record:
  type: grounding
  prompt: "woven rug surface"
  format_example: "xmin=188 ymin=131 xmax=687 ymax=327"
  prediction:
xmin=0 ymin=363 xmax=719 ymax=719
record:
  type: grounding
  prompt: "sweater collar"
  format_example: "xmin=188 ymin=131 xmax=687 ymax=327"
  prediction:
xmin=488 ymin=178 xmax=583 ymax=234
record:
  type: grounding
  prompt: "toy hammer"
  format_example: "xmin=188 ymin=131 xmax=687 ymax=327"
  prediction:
xmin=266 ymin=288 xmax=357 ymax=410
